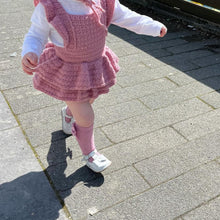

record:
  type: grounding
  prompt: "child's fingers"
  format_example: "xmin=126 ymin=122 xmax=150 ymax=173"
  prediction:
xmin=21 ymin=52 xmax=38 ymax=75
xmin=22 ymin=57 xmax=35 ymax=69
xmin=26 ymin=53 xmax=38 ymax=68
xmin=22 ymin=58 xmax=36 ymax=75
xmin=22 ymin=62 xmax=34 ymax=75
xmin=160 ymin=29 xmax=164 ymax=37
xmin=22 ymin=68 xmax=33 ymax=75
xmin=160 ymin=26 xmax=167 ymax=37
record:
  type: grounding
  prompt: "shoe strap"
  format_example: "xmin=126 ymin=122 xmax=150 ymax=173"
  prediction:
xmin=64 ymin=114 xmax=73 ymax=119
xmin=82 ymin=149 xmax=98 ymax=161
xmin=64 ymin=106 xmax=73 ymax=119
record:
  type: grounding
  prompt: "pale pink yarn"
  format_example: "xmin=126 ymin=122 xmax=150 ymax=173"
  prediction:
xmin=34 ymin=0 xmax=120 ymax=102
xmin=72 ymin=122 xmax=96 ymax=155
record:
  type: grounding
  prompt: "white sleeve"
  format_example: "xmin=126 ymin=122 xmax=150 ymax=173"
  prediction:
xmin=111 ymin=0 xmax=164 ymax=37
xmin=21 ymin=4 xmax=49 ymax=58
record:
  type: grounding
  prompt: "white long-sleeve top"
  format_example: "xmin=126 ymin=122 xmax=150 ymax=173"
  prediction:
xmin=22 ymin=0 xmax=164 ymax=57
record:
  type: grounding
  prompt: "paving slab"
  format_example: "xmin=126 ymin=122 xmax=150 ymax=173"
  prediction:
xmin=0 ymin=69 xmax=32 ymax=91
xmin=0 ymin=38 xmax=23 ymax=55
xmin=0 ymin=106 xmax=67 ymax=220
xmin=199 ymin=91 xmax=220 ymax=109
xmin=167 ymin=71 xmax=197 ymax=86
xmin=35 ymin=127 xmax=113 ymax=167
xmin=186 ymin=63 xmax=220 ymax=81
xmin=182 ymin=196 xmax=220 ymax=220
xmin=3 ymin=85 xmax=61 ymax=115
xmin=25 ymin=120 xmax=67 ymax=147
xmin=173 ymin=109 xmax=220 ymax=140
xmin=0 ymin=92 xmax=17 ymax=131
xmin=0 ymin=27 xmax=29 ymax=41
xmin=1 ymin=0 xmax=220 ymax=219
xmin=89 ymin=162 xmax=220 ymax=220
xmin=102 ymin=98 xmax=212 ymax=143
xmin=154 ymin=98 xmax=212 ymax=125
xmin=101 ymin=112 xmax=165 ymax=143
xmin=0 ymin=57 xmax=22 ymax=70
xmin=166 ymin=39 xmax=218 ymax=54
xmin=17 ymin=102 xmax=64 ymax=129
xmin=134 ymin=130 xmax=220 ymax=186
xmin=140 ymin=81 xmax=213 ymax=110
xmin=118 ymin=77 xmax=177 ymax=97
xmin=116 ymin=65 xmax=179 ymax=87
xmin=144 ymin=31 xmax=192 ymax=42
xmin=0 ymin=11 xmax=32 ymax=30
xmin=160 ymin=50 xmax=214 ymax=72
xmin=137 ymin=38 xmax=187 ymax=51
xmin=95 ymin=99 xmax=148 ymax=127
xmin=59 ymin=166 xmax=150 ymax=219
xmin=118 ymin=52 xmax=167 ymax=70
xmin=191 ymin=54 xmax=220 ymax=68
xmin=200 ymin=76 xmax=220 ymax=91
xmin=35 ymin=127 xmax=187 ymax=178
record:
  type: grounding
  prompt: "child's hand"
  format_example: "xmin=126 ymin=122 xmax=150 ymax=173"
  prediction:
xmin=160 ymin=26 xmax=167 ymax=37
xmin=22 ymin=52 xmax=38 ymax=75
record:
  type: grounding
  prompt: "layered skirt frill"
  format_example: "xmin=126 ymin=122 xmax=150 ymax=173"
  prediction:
xmin=33 ymin=44 xmax=120 ymax=102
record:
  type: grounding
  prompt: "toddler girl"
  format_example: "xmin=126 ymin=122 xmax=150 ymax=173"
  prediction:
xmin=22 ymin=0 xmax=167 ymax=173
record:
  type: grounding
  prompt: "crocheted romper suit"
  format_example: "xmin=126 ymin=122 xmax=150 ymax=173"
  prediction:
xmin=34 ymin=0 xmax=120 ymax=102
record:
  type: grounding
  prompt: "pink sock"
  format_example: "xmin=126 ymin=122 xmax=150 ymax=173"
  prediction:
xmin=65 ymin=106 xmax=73 ymax=123
xmin=72 ymin=123 xmax=96 ymax=156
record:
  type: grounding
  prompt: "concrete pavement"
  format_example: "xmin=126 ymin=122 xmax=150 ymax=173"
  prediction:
xmin=1 ymin=0 xmax=220 ymax=219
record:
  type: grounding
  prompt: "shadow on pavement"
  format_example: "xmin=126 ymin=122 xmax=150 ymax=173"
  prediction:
xmin=0 ymin=131 xmax=104 ymax=220
xmin=108 ymin=23 xmax=220 ymax=91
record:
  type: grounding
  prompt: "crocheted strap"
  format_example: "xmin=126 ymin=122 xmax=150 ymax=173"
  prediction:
xmin=105 ymin=0 xmax=115 ymax=27
xmin=36 ymin=0 xmax=114 ymax=28
xmin=39 ymin=0 xmax=72 ymax=46
xmin=79 ymin=0 xmax=107 ymax=32
xmin=80 ymin=0 xmax=105 ymax=12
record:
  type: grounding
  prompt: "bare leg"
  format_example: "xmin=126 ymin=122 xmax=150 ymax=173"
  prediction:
xmin=65 ymin=100 xmax=95 ymax=155
xmin=65 ymin=100 xmax=111 ymax=172
xmin=65 ymin=101 xmax=94 ymax=127
xmin=65 ymin=98 xmax=95 ymax=122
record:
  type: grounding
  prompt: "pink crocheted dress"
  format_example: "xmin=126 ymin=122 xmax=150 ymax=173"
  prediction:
xmin=34 ymin=0 xmax=120 ymax=101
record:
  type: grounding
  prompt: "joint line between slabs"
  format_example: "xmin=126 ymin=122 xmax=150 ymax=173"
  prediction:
xmin=177 ymin=194 xmax=220 ymax=219
xmin=1 ymin=91 xmax=73 ymax=220
xmin=93 ymin=164 xmax=220 ymax=218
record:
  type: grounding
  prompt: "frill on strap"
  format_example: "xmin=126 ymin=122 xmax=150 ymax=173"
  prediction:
xmin=40 ymin=0 xmax=71 ymax=46
xmin=79 ymin=0 xmax=107 ymax=32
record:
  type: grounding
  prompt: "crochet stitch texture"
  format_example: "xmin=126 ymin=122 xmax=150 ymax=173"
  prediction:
xmin=34 ymin=0 xmax=120 ymax=101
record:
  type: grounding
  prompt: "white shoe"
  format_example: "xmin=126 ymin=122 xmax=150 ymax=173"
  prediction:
xmin=82 ymin=149 xmax=112 ymax=173
xmin=61 ymin=106 xmax=74 ymax=135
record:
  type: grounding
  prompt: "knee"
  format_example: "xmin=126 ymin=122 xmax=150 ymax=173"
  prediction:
xmin=81 ymin=114 xmax=94 ymax=127
xmin=75 ymin=108 xmax=94 ymax=127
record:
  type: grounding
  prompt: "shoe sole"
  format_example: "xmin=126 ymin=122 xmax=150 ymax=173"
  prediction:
xmin=86 ymin=161 xmax=112 ymax=173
